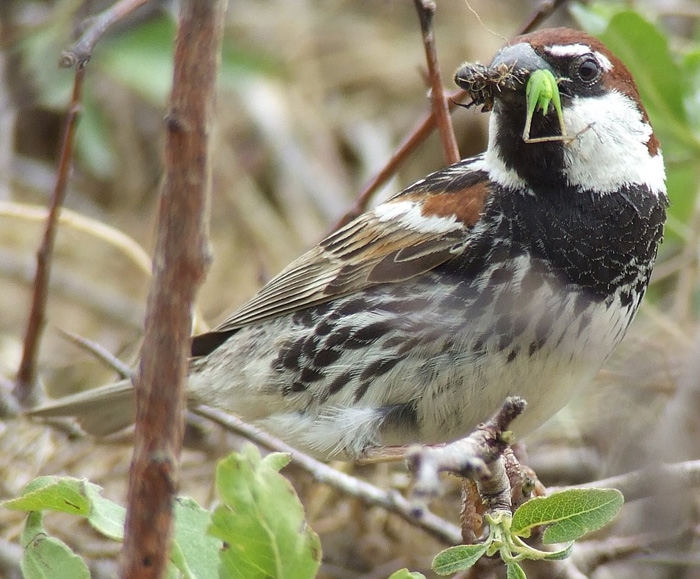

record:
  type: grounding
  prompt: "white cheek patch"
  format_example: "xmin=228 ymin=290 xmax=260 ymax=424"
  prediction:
xmin=484 ymin=90 xmax=665 ymax=196
xmin=562 ymin=90 xmax=666 ymax=194
xmin=374 ymin=200 xmax=462 ymax=234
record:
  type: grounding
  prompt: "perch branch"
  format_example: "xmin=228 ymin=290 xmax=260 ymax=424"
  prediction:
xmin=193 ymin=405 xmax=463 ymax=545
xmin=407 ymin=397 xmax=526 ymax=511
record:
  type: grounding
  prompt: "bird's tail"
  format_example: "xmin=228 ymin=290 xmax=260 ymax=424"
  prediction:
xmin=26 ymin=379 xmax=136 ymax=436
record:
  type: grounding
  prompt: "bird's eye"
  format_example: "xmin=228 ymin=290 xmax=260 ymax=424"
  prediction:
xmin=574 ymin=56 xmax=600 ymax=84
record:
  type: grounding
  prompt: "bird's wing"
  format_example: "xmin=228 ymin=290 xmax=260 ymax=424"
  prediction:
xmin=192 ymin=156 xmax=492 ymax=356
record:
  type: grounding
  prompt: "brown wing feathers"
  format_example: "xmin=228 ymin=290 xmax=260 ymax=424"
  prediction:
xmin=191 ymin=163 xmax=492 ymax=357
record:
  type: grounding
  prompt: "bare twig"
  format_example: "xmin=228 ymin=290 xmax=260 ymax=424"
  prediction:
xmin=59 ymin=0 xmax=151 ymax=68
xmin=119 ymin=0 xmax=224 ymax=576
xmin=329 ymin=90 xmax=467 ymax=232
xmin=14 ymin=64 xmax=86 ymax=408
xmin=413 ymin=0 xmax=460 ymax=165
xmin=519 ymin=0 xmax=572 ymax=36
xmin=193 ymin=405 xmax=463 ymax=546
xmin=330 ymin=0 xmax=570 ymax=232
xmin=57 ymin=328 xmax=133 ymax=379
xmin=571 ymin=534 xmax=663 ymax=575
xmin=0 ymin=201 xmax=210 ymax=333
xmin=12 ymin=0 xmax=162 ymax=409
xmin=549 ymin=460 xmax=700 ymax=501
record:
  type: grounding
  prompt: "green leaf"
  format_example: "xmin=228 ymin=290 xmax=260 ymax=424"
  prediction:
xmin=574 ymin=6 xmax=700 ymax=155
xmin=431 ymin=544 xmax=488 ymax=575
xmin=98 ymin=13 xmax=279 ymax=105
xmin=219 ymin=37 xmax=283 ymax=88
xmin=511 ymin=488 xmax=623 ymax=544
xmin=506 ymin=562 xmax=527 ymax=579
xmin=20 ymin=512 xmax=90 ymax=579
xmin=3 ymin=476 xmax=91 ymax=516
xmin=542 ymin=542 xmax=574 ymax=560
xmin=14 ymin=16 xmax=74 ymax=109
xmin=208 ymin=445 xmax=321 ymax=579
xmin=664 ymin=159 xmax=700 ymax=241
xmin=682 ymin=49 xmax=700 ymax=130
xmin=6 ymin=476 xmax=224 ymax=579
xmin=98 ymin=15 xmax=176 ymax=104
xmin=573 ymin=3 xmax=700 ymax=240
xmin=3 ymin=475 xmax=128 ymax=542
xmin=84 ymin=483 xmax=125 ymax=540
xmin=172 ymin=497 xmax=222 ymax=579
xmin=163 ymin=562 xmax=180 ymax=579
xmin=262 ymin=451 xmax=292 ymax=472
xmin=169 ymin=540 xmax=192 ymax=579
xmin=76 ymin=92 xmax=117 ymax=179
xmin=387 ymin=569 xmax=427 ymax=579
xmin=569 ymin=2 xmax=620 ymax=34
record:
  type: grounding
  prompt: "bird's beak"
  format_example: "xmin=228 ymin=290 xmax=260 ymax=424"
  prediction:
xmin=490 ymin=42 xmax=554 ymax=81
xmin=454 ymin=42 xmax=555 ymax=110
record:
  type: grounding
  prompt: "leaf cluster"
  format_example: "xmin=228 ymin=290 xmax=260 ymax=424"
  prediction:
xmin=431 ymin=488 xmax=624 ymax=578
xmin=3 ymin=462 xmax=623 ymax=579
xmin=3 ymin=445 xmax=321 ymax=579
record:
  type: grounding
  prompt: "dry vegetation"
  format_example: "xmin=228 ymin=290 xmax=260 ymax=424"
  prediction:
xmin=0 ymin=1 xmax=698 ymax=578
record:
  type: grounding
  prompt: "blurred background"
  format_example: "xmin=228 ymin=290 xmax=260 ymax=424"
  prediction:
xmin=1 ymin=0 xmax=699 ymax=577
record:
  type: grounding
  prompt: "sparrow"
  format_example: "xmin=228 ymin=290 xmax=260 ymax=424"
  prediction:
xmin=30 ymin=28 xmax=667 ymax=460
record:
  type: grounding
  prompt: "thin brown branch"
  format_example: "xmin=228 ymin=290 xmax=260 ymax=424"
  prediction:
xmin=14 ymin=64 xmax=86 ymax=408
xmin=329 ymin=89 xmax=468 ymax=232
xmin=550 ymin=460 xmax=700 ymax=502
xmin=413 ymin=0 xmax=460 ymax=165
xmin=519 ymin=0 xmax=572 ymax=36
xmin=119 ymin=0 xmax=225 ymax=576
xmin=59 ymin=0 xmax=151 ymax=68
xmin=56 ymin=328 xmax=133 ymax=379
xmin=193 ymin=405 xmax=463 ymax=546
xmin=330 ymin=0 xmax=570 ymax=233
xmin=571 ymin=534 xmax=663 ymax=575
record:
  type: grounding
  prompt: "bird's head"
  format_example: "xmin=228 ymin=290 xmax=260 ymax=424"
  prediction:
xmin=455 ymin=28 xmax=665 ymax=197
